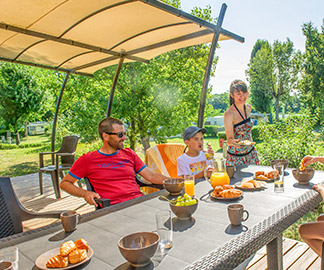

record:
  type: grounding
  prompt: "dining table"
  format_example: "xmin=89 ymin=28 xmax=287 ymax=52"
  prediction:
xmin=0 ymin=165 xmax=323 ymax=270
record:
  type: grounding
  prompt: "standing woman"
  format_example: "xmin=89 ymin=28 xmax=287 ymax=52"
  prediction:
xmin=224 ymin=79 xmax=259 ymax=166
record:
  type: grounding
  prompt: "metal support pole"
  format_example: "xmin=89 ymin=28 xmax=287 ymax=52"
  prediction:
xmin=106 ymin=57 xmax=125 ymax=117
xmin=197 ymin=3 xmax=227 ymax=127
xmin=51 ymin=72 xmax=70 ymax=159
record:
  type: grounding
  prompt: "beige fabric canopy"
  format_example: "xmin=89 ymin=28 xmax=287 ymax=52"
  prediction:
xmin=0 ymin=0 xmax=243 ymax=76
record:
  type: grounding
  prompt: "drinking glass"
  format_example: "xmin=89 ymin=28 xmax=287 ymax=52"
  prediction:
xmin=155 ymin=210 xmax=173 ymax=252
xmin=0 ymin=246 xmax=18 ymax=270
xmin=203 ymin=141 xmax=214 ymax=160
xmin=184 ymin=175 xmax=195 ymax=197
xmin=274 ymin=164 xmax=284 ymax=192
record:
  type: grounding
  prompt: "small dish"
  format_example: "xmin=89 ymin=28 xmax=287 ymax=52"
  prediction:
xmin=235 ymin=181 xmax=266 ymax=191
xmin=35 ymin=247 xmax=93 ymax=270
xmin=292 ymin=168 xmax=315 ymax=185
xmin=163 ymin=178 xmax=184 ymax=195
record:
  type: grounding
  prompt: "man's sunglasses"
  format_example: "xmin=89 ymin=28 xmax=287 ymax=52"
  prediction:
xmin=104 ymin=131 xmax=127 ymax=138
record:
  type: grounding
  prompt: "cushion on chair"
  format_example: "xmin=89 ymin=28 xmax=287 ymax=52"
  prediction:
xmin=145 ymin=143 xmax=185 ymax=178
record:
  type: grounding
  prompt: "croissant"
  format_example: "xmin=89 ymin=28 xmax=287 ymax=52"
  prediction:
xmin=300 ymin=160 xmax=306 ymax=171
xmin=241 ymin=182 xmax=254 ymax=188
xmin=75 ymin=238 xmax=89 ymax=251
xmin=60 ymin=240 xmax=76 ymax=257
xmin=255 ymin=174 xmax=268 ymax=180
xmin=266 ymin=171 xmax=279 ymax=179
xmin=46 ymin=255 xmax=68 ymax=268
xmin=255 ymin=171 xmax=265 ymax=177
xmin=223 ymin=184 xmax=234 ymax=190
xmin=68 ymin=248 xmax=87 ymax=264
xmin=220 ymin=189 xmax=242 ymax=198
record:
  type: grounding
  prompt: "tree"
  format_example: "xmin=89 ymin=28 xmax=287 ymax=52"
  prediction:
xmin=246 ymin=40 xmax=273 ymax=114
xmin=300 ymin=22 xmax=324 ymax=123
xmin=209 ymin=93 xmax=229 ymax=113
xmin=0 ymin=63 xmax=43 ymax=144
xmin=247 ymin=39 xmax=298 ymax=120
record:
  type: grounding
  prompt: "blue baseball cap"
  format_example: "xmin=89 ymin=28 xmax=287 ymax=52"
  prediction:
xmin=182 ymin=126 xmax=207 ymax=141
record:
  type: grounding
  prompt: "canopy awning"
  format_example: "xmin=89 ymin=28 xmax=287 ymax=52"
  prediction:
xmin=0 ymin=0 xmax=243 ymax=76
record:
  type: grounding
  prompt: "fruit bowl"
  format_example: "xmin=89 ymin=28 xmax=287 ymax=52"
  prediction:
xmin=163 ymin=178 xmax=184 ymax=195
xmin=169 ymin=197 xmax=198 ymax=220
xmin=270 ymin=159 xmax=289 ymax=170
xmin=292 ymin=168 xmax=315 ymax=185
xmin=118 ymin=232 xmax=159 ymax=267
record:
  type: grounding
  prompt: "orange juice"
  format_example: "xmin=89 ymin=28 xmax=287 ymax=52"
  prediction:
xmin=210 ymin=172 xmax=230 ymax=188
xmin=184 ymin=180 xmax=195 ymax=197
xmin=204 ymin=152 xmax=214 ymax=160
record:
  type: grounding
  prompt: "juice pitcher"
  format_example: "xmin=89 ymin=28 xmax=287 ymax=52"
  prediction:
xmin=204 ymin=158 xmax=230 ymax=188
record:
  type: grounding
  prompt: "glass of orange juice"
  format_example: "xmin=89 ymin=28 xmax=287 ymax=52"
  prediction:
xmin=184 ymin=175 xmax=195 ymax=197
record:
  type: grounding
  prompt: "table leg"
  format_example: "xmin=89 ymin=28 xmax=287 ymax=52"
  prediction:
xmin=266 ymin=234 xmax=283 ymax=270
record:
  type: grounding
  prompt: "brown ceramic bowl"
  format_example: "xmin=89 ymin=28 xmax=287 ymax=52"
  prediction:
xmin=169 ymin=200 xmax=198 ymax=220
xmin=118 ymin=232 xmax=159 ymax=267
xmin=270 ymin=159 xmax=289 ymax=170
xmin=292 ymin=168 xmax=315 ymax=185
xmin=163 ymin=178 xmax=184 ymax=195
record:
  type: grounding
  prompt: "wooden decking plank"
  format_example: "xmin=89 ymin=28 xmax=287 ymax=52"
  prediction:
xmin=245 ymin=246 xmax=267 ymax=269
xmin=246 ymin=238 xmax=298 ymax=270
xmin=287 ymin=248 xmax=319 ymax=270
xmin=283 ymin=242 xmax=309 ymax=269
xmin=307 ymin=257 xmax=321 ymax=269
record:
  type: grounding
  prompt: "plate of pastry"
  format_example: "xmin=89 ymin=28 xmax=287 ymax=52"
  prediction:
xmin=210 ymin=185 xmax=243 ymax=200
xmin=232 ymin=140 xmax=256 ymax=146
xmin=235 ymin=179 xmax=266 ymax=191
xmin=254 ymin=171 xmax=278 ymax=182
xmin=35 ymin=239 xmax=93 ymax=269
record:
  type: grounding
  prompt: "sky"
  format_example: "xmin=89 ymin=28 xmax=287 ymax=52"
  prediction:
xmin=180 ymin=0 xmax=324 ymax=94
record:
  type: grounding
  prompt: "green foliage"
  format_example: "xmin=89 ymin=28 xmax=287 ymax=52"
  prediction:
xmin=300 ymin=22 xmax=324 ymax=123
xmin=256 ymin=110 xmax=318 ymax=168
xmin=204 ymin=125 xmax=224 ymax=137
xmin=217 ymin=131 xmax=226 ymax=140
xmin=0 ymin=142 xmax=49 ymax=149
xmin=251 ymin=126 xmax=261 ymax=142
xmin=208 ymin=93 xmax=229 ymax=113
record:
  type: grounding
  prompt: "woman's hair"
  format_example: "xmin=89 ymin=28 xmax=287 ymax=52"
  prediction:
xmin=229 ymin=79 xmax=248 ymax=105
xmin=98 ymin=117 xmax=124 ymax=140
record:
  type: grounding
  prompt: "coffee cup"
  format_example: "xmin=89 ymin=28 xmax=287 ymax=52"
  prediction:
xmin=227 ymin=204 xmax=249 ymax=226
xmin=0 ymin=261 xmax=13 ymax=270
xmin=60 ymin=211 xmax=81 ymax=232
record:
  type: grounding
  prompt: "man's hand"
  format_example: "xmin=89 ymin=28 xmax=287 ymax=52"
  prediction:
xmin=83 ymin=190 xmax=101 ymax=207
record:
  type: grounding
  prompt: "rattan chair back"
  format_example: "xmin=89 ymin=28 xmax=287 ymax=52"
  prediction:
xmin=0 ymin=177 xmax=62 ymax=239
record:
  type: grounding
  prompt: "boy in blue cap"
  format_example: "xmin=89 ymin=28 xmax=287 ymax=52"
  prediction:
xmin=177 ymin=126 xmax=214 ymax=179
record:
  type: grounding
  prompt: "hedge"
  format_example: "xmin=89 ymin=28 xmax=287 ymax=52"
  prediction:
xmin=204 ymin=125 xmax=225 ymax=137
xmin=0 ymin=142 xmax=49 ymax=149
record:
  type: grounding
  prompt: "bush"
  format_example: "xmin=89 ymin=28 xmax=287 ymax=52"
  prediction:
xmin=218 ymin=131 xmax=226 ymax=140
xmin=204 ymin=125 xmax=225 ymax=137
xmin=251 ymin=126 xmax=261 ymax=142
xmin=256 ymin=110 xmax=319 ymax=168
xmin=0 ymin=142 xmax=49 ymax=149
xmin=204 ymin=125 xmax=215 ymax=137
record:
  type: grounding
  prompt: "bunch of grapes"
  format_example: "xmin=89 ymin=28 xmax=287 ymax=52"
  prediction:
xmin=175 ymin=193 xmax=197 ymax=206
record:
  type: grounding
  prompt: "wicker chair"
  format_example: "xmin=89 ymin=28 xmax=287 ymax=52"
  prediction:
xmin=0 ymin=177 xmax=62 ymax=239
xmin=39 ymin=135 xmax=79 ymax=198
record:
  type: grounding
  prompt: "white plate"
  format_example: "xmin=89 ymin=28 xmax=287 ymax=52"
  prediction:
xmin=232 ymin=140 xmax=255 ymax=146
xmin=235 ymin=181 xmax=267 ymax=191
xmin=210 ymin=190 xmax=243 ymax=201
xmin=35 ymin=247 xmax=93 ymax=269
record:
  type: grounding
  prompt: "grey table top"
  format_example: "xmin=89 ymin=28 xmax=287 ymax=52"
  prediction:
xmin=1 ymin=165 xmax=323 ymax=269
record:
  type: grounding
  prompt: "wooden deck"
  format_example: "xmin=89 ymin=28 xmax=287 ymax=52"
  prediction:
xmin=12 ymin=173 xmax=321 ymax=269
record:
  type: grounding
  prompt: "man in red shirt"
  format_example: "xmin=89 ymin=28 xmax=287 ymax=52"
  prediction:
xmin=60 ymin=117 xmax=167 ymax=206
